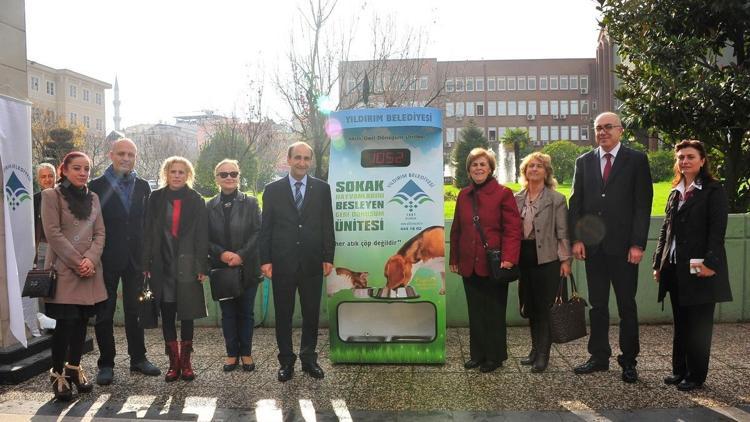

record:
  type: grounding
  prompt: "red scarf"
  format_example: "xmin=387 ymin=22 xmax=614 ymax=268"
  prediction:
xmin=171 ymin=199 xmax=182 ymax=238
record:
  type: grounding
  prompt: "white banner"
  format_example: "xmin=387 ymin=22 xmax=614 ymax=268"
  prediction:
xmin=0 ymin=94 xmax=34 ymax=347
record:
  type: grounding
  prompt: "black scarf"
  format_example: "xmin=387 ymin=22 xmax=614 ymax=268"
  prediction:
xmin=59 ymin=178 xmax=93 ymax=220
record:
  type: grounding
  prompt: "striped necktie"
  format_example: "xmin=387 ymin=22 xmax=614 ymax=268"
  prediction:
xmin=294 ymin=181 xmax=303 ymax=211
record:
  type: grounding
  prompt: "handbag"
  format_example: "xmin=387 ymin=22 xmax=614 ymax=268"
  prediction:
xmin=209 ymin=267 xmax=243 ymax=301
xmin=137 ymin=275 xmax=159 ymax=329
xmin=470 ymin=191 xmax=520 ymax=283
xmin=22 ymin=269 xmax=57 ymax=298
xmin=549 ymin=273 xmax=588 ymax=344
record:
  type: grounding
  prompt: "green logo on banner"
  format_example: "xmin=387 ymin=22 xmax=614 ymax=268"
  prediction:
xmin=4 ymin=171 xmax=31 ymax=211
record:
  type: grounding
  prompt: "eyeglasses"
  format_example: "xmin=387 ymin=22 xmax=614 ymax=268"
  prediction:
xmin=595 ymin=124 xmax=622 ymax=133
xmin=217 ymin=171 xmax=239 ymax=178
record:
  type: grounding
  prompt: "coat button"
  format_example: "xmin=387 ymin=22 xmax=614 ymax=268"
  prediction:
xmin=298 ymin=224 xmax=302 ymax=228
xmin=73 ymin=221 xmax=79 ymax=226
xmin=601 ymin=193 xmax=606 ymax=197
xmin=74 ymin=235 xmax=80 ymax=241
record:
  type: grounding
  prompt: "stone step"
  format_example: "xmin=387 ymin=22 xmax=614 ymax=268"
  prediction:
xmin=0 ymin=336 xmax=93 ymax=385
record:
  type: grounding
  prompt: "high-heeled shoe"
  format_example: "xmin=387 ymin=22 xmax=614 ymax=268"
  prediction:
xmin=65 ymin=363 xmax=93 ymax=393
xmin=223 ymin=357 xmax=238 ymax=372
xmin=50 ymin=369 xmax=72 ymax=401
xmin=240 ymin=356 xmax=255 ymax=372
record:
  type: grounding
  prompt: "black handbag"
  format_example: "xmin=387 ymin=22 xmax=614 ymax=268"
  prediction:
xmin=22 ymin=269 xmax=57 ymax=298
xmin=470 ymin=191 xmax=520 ymax=283
xmin=137 ymin=276 xmax=159 ymax=329
xmin=209 ymin=267 xmax=243 ymax=301
xmin=549 ymin=273 xmax=588 ymax=344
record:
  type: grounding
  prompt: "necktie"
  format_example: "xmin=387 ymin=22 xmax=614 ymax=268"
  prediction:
xmin=602 ymin=153 xmax=612 ymax=183
xmin=683 ymin=189 xmax=694 ymax=202
xmin=294 ymin=181 xmax=303 ymax=211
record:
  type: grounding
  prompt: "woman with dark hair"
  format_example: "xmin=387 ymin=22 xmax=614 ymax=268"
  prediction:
xmin=41 ymin=151 xmax=106 ymax=401
xmin=207 ymin=159 xmax=262 ymax=372
xmin=143 ymin=156 xmax=208 ymax=382
xmin=450 ymin=147 xmax=522 ymax=373
xmin=653 ymin=140 xmax=733 ymax=391
xmin=514 ymin=152 xmax=571 ymax=373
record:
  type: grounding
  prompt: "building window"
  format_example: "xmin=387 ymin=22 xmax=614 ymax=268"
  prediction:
xmin=30 ymin=76 xmax=39 ymax=91
xmin=581 ymin=126 xmax=589 ymax=140
xmin=497 ymin=77 xmax=506 ymax=91
xmin=83 ymin=89 xmax=90 ymax=102
xmin=476 ymin=102 xmax=484 ymax=116
xmin=561 ymin=125 xmax=569 ymax=140
xmin=560 ymin=75 xmax=569 ymax=90
xmin=498 ymin=101 xmax=507 ymax=116
xmin=539 ymin=100 xmax=549 ymax=115
xmin=571 ymin=125 xmax=580 ymax=140
xmin=488 ymin=129 xmax=497 ymax=141
xmin=455 ymin=78 xmax=465 ymax=92
xmin=466 ymin=77 xmax=474 ymax=92
xmin=456 ymin=102 xmax=465 ymax=116
xmin=487 ymin=78 xmax=496 ymax=91
xmin=539 ymin=76 xmax=548 ymax=90
xmin=518 ymin=100 xmax=527 ymax=116
xmin=560 ymin=100 xmax=569 ymax=116
xmin=580 ymin=100 xmax=589 ymax=115
xmin=507 ymin=77 xmax=517 ymax=91
xmin=446 ymin=79 xmax=455 ymax=92
xmin=95 ymin=92 xmax=102 ymax=104
xmin=570 ymin=75 xmax=579 ymax=90
xmin=498 ymin=127 xmax=506 ymax=139
xmin=550 ymin=76 xmax=559 ymax=90
xmin=528 ymin=76 xmax=536 ymax=90
xmin=83 ymin=115 xmax=90 ymax=128
xmin=508 ymin=101 xmax=517 ymax=116
xmin=517 ymin=76 xmax=526 ymax=90
xmin=592 ymin=100 xmax=598 ymax=112
xmin=419 ymin=76 xmax=428 ymax=90
xmin=580 ymin=75 xmax=589 ymax=93
xmin=69 ymin=85 xmax=77 ymax=98
xmin=570 ymin=100 xmax=579 ymax=115
xmin=46 ymin=81 xmax=55 ymax=95
xmin=528 ymin=126 xmax=538 ymax=142
xmin=96 ymin=119 xmax=103 ymax=131
xmin=528 ymin=100 xmax=537 ymax=115
xmin=475 ymin=78 xmax=484 ymax=92
xmin=551 ymin=126 xmax=559 ymax=141
xmin=487 ymin=101 xmax=497 ymax=116
xmin=550 ymin=100 xmax=559 ymax=116
xmin=446 ymin=128 xmax=455 ymax=145
xmin=69 ymin=112 xmax=77 ymax=125
xmin=466 ymin=101 xmax=475 ymax=117
xmin=541 ymin=126 xmax=549 ymax=142
xmin=445 ymin=102 xmax=455 ymax=117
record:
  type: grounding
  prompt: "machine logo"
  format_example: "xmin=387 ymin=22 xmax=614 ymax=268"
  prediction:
xmin=4 ymin=171 xmax=31 ymax=211
xmin=388 ymin=180 xmax=434 ymax=212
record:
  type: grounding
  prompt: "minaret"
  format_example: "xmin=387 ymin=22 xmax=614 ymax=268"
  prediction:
xmin=113 ymin=75 xmax=121 ymax=131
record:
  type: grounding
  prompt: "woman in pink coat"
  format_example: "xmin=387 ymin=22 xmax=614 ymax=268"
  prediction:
xmin=41 ymin=151 xmax=106 ymax=401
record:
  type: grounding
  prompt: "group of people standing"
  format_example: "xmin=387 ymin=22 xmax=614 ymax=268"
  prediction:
xmin=35 ymin=139 xmax=333 ymax=401
xmin=450 ymin=112 xmax=732 ymax=393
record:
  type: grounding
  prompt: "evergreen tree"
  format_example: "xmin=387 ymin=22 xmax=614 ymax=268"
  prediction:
xmin=451 ymin=120 xmax=489 ymax=188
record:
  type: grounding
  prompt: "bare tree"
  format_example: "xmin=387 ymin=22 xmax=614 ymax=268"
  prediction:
xmin=133 ymin=133 xmax=182 ymax=181
xmin=79 ymin=132 xmax=110 ymax=177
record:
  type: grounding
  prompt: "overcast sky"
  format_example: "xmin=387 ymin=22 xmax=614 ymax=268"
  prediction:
xmin=25 ymin=0 xmax=601 ymax=131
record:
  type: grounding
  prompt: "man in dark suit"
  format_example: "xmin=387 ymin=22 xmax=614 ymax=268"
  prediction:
xmin=259 ymin=141 xmax=335 ymax=382
xmin=90 ymin=138 xmax=160 ymax=385
xmin=569 ymin=112 xmax=653 ymax=383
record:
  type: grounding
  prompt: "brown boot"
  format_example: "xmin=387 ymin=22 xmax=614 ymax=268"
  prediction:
xmin=180 ymin=340 xmax=195 ymax=381
xmin=65 ymin=363 xmax=93 ymax=393
xmin=165 ymin=341 xmax=181 ymax=382
xmin=50 ymin=369 xmax=73 ymax=401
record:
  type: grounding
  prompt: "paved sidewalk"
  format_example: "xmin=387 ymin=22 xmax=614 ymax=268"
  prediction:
xmin=1 ymin=324 xmax=749 ymax=421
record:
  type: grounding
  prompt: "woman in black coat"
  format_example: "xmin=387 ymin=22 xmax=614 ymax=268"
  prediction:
xmin=207 ymin=159 xmax=262 ymax=372
xmin=143 ymin=156 xmax=208 ymax=382
xmin=653 ymin=140 xmax=733 ymax=392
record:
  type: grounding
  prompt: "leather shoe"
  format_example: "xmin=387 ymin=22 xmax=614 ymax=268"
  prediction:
xmin=463 ymin=359 xmax=481 ymax=369
xmin=622 ymin=365 xmax=638 ymax=383
xmin=96 ymin=367 xmax=114 ymax=385
xmin=278 ymin=365 xmax=294 ymax=382
xmin=223 ymin=358 xmax=238 ymax=372
xmin=677 ymin=380 xmax=703 ymax=391
xmin=479 ymin=361 xmax=501 ymax=373
xmin=130 ymin=359 xmax=161 ymax=376
xmin=301 ymin=362 xmax=325 ymax=379
xmin=241 ymin=356 xmax=255 ymax=372
xmin=573 ymin=359 xmax=609 ymax=375
xmin=664 ymin=374 xmax=684 ymax=385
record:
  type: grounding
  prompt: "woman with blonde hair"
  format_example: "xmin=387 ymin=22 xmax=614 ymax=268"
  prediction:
xmin=514 ymin=152 xmax=571 ymax=373
xmin=143 ymin=156 xmax=208 ymax=382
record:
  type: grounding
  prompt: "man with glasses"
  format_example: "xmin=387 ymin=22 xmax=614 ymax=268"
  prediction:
xmin=90 ymin=138 xmax=161 ymax=384
xmin=569 ymin=112 xmax=653 ymax=383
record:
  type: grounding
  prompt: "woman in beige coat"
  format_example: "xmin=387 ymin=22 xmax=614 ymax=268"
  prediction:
xmin=41 ymin=151 xmax=106 ymax=401
xmin=514 ymin=152 xmax=572 ymax=373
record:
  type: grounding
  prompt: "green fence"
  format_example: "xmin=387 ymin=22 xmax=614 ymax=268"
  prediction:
xmin=114 ymin=215 xmax=748 ymax=327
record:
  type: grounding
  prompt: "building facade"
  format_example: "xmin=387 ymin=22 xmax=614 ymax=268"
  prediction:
xmin=27 ymin=61 xmax=111 ymax=136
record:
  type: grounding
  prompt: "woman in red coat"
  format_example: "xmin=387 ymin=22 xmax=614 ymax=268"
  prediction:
xmin=450 ymin=148 xmax=521 ymax=373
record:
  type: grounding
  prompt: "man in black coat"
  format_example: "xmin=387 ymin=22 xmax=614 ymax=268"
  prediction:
xmin=90 ymin=138 xmax=160 ymax=385
xmin=569 ymin=112 xmax=653 ymax=383
xmin=259 ymin=141 xmax=335 ymax=382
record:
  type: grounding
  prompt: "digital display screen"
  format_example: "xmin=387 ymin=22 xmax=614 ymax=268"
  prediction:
xmin=360 ymin=148 xmax=411 ymax=168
